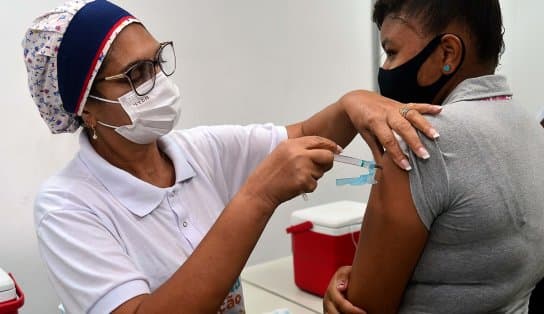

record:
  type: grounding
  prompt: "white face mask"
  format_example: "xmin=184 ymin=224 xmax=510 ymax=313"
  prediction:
xmin=89 ymin=72 xmax=181 ymax=144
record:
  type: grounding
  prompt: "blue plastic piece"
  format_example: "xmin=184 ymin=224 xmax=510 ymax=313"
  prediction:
xmin=336 ymin=168 xmax=377 ymax=186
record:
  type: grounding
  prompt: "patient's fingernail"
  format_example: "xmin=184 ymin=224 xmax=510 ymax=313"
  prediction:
xmin=401 ymin=159 xmax=412 ymax=171
xmin=433 ymin=105 xmax=443 ymax=111
xmin=418 ymin=147 xmax=430 ymax=159
xmin=430 ymin=128 xmax=440 ymax=139
xmin=336 ymin=145 xmax=344 ymax=154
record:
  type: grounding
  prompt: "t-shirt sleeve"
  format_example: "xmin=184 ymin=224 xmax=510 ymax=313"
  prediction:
xmin=35 ymin=189 xmax=150 ymax=314
xmin=404 ymin=133 xmax=451 ymax=230
xmin=201 ymin=124 xmax=288 ymax=200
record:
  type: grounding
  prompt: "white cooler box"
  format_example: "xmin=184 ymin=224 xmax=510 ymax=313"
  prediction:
xmin=0 ymin=268 xmax=24 ymax=314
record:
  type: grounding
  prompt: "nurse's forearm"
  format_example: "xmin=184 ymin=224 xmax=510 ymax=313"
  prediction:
xmin=289 ymin=90 xmax=443 ymax=172
xmin=116 ymin=192 xmax=275 ymax=314
xmin=287 ymin=98 xmax=358 ymax=149
xmin=287 ymin=90 xmax=389 ymax=148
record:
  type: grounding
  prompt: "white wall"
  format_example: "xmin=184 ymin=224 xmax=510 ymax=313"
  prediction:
xmin=498 ymin=0 xmax=544 ymax=119
xmin=1 ymin=1 xmax=374 ymax=313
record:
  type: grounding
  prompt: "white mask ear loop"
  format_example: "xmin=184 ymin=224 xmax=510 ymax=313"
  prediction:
xmin=89 ymin=94 xmax=120 ymax=104
xmin=89 ymin=95 xmax=124 ymax=129
xmin=96 ymin=121 xmax=120 ymax=129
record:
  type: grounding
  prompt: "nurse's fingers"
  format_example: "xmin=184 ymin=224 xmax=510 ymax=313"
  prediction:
xmin=408 ymin=103 xmax=443 ymax=116
xmin=383 ymin=103 xmax=443 ymax=169
xmin=368 ymin=119 xmax=412 ymax=171
xmin=403 ymin=103 xmax=442 ymax=139
xmin=296 ymin=136 xmax=341 ymax=154
xmin=306 ymin=148 xmax=335 ymax=170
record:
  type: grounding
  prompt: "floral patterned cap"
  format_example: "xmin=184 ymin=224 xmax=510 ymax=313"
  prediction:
xmin=22 ymin=0 xmax=140 ymax=134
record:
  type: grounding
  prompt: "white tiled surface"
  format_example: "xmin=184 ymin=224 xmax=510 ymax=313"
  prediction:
xmin=241 ymin=256 xmax=322 ymax=314
xmin=242 ymin=282 xmax=317 ymax=314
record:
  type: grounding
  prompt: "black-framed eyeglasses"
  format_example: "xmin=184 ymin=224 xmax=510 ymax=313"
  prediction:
xmin=96 ymin=41 xmax=176 ymax=96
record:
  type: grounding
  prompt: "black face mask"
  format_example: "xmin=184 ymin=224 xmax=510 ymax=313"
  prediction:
xmin=378 ymin=34 xmax=465 ymax=104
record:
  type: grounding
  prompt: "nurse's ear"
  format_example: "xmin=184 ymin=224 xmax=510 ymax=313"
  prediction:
xmin=81 ymin=104 xmax=99 ymax=140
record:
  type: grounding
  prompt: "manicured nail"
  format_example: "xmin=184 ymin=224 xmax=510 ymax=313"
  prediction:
xmin=418 ymin=147 xmax=430 ymax=159
xmin=429 ymin=128 xmax=440 ymax=139
xmin=336 ymin=145 xmax=344 ymax=154
xmin=401 ymin=159 xmax=412 ymax=171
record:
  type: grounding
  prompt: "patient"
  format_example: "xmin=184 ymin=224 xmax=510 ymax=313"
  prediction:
xmin=324 ymin=1 xmax=544 ymax=313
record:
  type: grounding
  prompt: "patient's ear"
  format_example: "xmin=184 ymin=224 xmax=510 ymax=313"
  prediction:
xmin=439 ymin=34 xmax=464 ymax=75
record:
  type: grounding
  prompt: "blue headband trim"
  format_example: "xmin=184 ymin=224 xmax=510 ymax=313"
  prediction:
xmin=57 ymin=0 xmax=135 ymax=114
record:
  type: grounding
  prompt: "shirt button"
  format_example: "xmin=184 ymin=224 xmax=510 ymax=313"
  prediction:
xmin=182 ymin=221 xmax=188 ymax=227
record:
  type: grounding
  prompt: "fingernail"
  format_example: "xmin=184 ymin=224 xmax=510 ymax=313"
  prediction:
xmin=429 ymin=128 xmax=440 ymax=139
xmin=433 ymin=105 xmax=443 ymax=110
xmin=401 ymin=159 xmax=412 ymax=171
xmin=418 ymin=147 xmax=430 ymax=159
xmin=336 ymin=145 xmax=344 ymax=154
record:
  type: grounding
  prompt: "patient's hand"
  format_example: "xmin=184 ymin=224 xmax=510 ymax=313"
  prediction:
xmin=323 ymin=266 xmax=367 ymax=314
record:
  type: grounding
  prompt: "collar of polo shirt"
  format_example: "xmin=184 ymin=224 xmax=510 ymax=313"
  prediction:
xmin=78 ymin=132 xmax=196 ymax=217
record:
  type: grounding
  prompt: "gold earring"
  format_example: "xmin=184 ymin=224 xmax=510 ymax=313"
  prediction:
xmin=90 ymin=126 xmax=98 ymax=140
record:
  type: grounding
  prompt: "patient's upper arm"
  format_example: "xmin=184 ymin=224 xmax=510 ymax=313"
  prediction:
xmin=346 ymin=152 xmax=429 ymax=314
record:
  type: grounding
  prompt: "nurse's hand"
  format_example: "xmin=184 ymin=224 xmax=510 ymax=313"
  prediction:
xmin=242 ymin=136 xmax=340 ymax=209
xmin=341 ymin=90 xmax=442 ymax=171
xmin=324 ymin=266 xmax=367 ymax=314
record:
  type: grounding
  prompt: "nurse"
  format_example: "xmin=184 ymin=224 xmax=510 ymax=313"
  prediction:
xmin=23 ymin=1 xmax=441 ymax=313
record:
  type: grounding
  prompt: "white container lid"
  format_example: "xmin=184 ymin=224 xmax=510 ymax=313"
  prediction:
xmin=290 ymin=201 xmax=366 ymax=236
xmin=0 ymin=268 xmax=16 ymax=303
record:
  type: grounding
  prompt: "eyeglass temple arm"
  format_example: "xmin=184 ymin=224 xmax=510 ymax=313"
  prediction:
xmin=103 ymin=73 xmax=125 ymax=81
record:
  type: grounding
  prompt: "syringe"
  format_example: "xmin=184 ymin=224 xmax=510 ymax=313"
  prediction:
xmin=334 ymin=154 xmax=382 ymax=169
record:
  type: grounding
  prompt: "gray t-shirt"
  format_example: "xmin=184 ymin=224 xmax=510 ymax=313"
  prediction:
xmin=399 ymin=75 xmax=544 ymax=314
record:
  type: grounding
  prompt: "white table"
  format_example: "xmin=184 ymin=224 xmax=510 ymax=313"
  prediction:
xmin=241 ymin=256 xmax=323 ymax=314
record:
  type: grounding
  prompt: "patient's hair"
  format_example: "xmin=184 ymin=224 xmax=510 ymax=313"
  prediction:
xmin=373 ymin=0 xmax=504 ymax=68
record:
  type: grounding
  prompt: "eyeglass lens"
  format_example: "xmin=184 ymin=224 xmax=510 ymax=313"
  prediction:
xmin=128 ymin=42 xmax=176 ymax=96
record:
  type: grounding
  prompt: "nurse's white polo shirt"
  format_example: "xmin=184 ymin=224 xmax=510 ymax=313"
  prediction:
xmin=34 ymin=124 xmax=287 ymax=314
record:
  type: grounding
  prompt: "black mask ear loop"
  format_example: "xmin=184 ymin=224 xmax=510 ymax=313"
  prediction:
xmin=378 ymin=33 xmax=466 ymax=104
xmin=430 ymin=34 xmax=465 ymax=104
xmin=417 ymin=33 xmax=467 ymax=88
xmin=415 ymin=33 xmax=467 ymax=104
